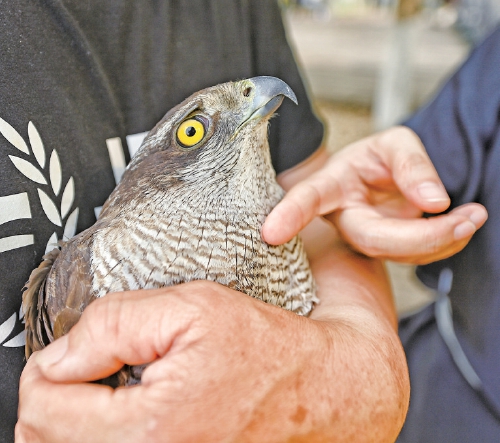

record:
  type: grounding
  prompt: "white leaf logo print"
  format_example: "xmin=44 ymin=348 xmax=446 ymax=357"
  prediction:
xmin=0 ymin=311 xmax=25 ymax=348
xmin=8 ymin=156 xmax=48 ymax=184
xmin=64 ymin=208 xmax=79 ymax=240
xmin=1 ymin=121 xmax=78 ymax=235
xmin=50 ymin=150 xmax=62 ymax=195
xmin=37 ymin=189 xmax=62 ymax=226
xmin=61 ymin=177 xmax=75 ymax=219
xmin=45 ymin=232 xmax=58 ymax=254
xmin=0 ymin=117 xmax=29 ymax=154
xmin=28 ymin=121 xmax=46 ymax=168
xmin=0 ymin=118 xmax=80 ymax=348
xmin=0 ymin=313 xmax=16 ymax=344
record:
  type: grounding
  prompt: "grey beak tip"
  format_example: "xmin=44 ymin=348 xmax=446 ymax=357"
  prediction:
xmin=250 ymin=76 xmax=298 ymax=105
xmin=288 ymin=88 xmax=298 ymax=105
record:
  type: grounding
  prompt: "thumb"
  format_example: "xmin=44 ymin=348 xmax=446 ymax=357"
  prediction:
xmin=34 ymin=288 xmax=181 ymax=382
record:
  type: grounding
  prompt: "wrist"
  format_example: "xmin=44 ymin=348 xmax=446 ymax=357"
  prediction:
xmin=309 ymin=312 xmax=409 ymax=442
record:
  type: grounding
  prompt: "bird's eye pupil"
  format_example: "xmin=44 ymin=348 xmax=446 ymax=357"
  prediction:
xmin=176 ymin=117 xmax=207 ymax=148
xmin=243 ymin=87 xmax=252 ymax=97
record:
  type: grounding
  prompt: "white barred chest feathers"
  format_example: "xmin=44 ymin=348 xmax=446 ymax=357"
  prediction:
xmin=90 ymin=184 xmax=316 ymax=315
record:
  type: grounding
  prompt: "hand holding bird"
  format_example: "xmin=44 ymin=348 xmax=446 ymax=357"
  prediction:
xmin=17 ymin=77 xmax=411 ymax=443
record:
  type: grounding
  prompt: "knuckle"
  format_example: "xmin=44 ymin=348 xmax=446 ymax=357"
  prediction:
xmin=14 ymin=423 xmax=34 ymax=443
xmin=420 ymin=227 xmax=446 ymax=255
xmin=377 ymin=125 xmax=420 ymax=148
xmin=80 ymin=293 xmax=125 ymax=345
xmin=397 ymin=152 xmax=431 ymax=179
xmin=287 ymin=182 xmax=322 ymax=222
xmin=348 ymin=227 xmax=386 ymax=258
xmin=182 ymin=280 xmax=224 ymax=306
xmin=174 ymin=281 xmax=219 ymax=317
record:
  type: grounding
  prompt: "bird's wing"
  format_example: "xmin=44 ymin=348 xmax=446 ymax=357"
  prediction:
xmin=23 ymin=236 xmax=95 ymax=359
xmin=23 ymin=247 xmax=60 ymax=358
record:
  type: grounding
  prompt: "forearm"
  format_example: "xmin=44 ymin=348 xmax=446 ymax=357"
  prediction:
xmin=308 ymin=220 xmax=397 ymax=328
xmin=234 ymin=242 xmax=408 ymax=441
xmin=267 ymin=149 xmax=409 ymax=441
xmin=288 ymin=219 xmax=409 ymax=442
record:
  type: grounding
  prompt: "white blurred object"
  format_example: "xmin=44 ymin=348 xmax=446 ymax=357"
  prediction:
xmin=300 ymin=0 xmax=331 ymax=20
xmin=373 ymin=0 xmax=418 ymax=130
xmin=433 ymin=4 xmax=459 ymax=29
xmin=126 ymin=131 xmax=148 ymax=158
xmin=456 ymin=0 xmax=500 ymax=44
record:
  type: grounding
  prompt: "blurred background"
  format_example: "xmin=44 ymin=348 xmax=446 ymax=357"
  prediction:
xmin=280 ymin=0 xmax=500 ymax=314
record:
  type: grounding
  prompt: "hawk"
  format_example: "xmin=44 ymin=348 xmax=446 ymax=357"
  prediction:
xmin=23 ymin=76 xmax=317 ymax=384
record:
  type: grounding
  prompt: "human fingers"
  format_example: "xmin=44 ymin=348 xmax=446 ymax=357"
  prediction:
xmin=371 ymin=126 xmax=450 ymax=214
xmin=263 ymin=127 xmax=449 ymax=246
xmin=16 ymin=355 xmax=150 ymax=443
xmin=262 ymin=165 xmax=344 ymax=245
xmin=332 ymin=203 xmax=488 ymax=264
xmin=33 ymin=283 xmax=209 ymax=383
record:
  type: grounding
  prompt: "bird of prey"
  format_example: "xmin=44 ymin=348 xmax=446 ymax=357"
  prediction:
xmin=23 ymin=76 xmax=317 ymax=383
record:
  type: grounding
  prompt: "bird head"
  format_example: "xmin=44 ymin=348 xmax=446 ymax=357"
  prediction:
xmin=124 ymin=77 xmax=297 ymax=192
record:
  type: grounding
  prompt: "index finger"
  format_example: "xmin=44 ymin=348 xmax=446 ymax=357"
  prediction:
xmin=33 ymin=286 xmax=195 ymax=383
xmin=33 ymin=281 xmax=225 ymax=384
xmin=262 ymin=165 xmax=344 ymax=245
xmin=370 ymin=126 xmax=450 ymax=212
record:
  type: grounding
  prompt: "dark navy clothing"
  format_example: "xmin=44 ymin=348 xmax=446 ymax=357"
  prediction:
xmin=399 ymin=26 xmax=500 ymax=442
xmin=0 ymin=2 xmax=323 ymax=441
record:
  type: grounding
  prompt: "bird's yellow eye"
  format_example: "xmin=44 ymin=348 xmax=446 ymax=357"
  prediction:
xmin=176 ymin=117 xmax=206 ymax=148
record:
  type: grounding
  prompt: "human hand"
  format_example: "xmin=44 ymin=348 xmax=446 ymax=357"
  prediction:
xmin=16 ymin=278 xmax=407 ymax=443
xmin=263 ymin=126 xmax=487 ymax=264
xmin=17 ymin=282 xmax=319 ymax=442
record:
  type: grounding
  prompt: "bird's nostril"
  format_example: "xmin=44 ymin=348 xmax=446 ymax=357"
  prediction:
xmin=243 ymin=87 xmax=252 ymax=97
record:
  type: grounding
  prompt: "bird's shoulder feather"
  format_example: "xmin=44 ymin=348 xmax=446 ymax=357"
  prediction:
xmin=23 ymin=232 xmax=95 ymax=358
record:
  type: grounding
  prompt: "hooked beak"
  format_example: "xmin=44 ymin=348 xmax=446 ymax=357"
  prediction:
xmin=244 ymin=76 xmax=298 ymax=123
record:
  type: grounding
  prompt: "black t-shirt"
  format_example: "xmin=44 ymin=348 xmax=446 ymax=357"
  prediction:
xmin=0 ymin=1 xmax=323 ymax=440
xmin=399 ymin=27 xmax=500 ymax=442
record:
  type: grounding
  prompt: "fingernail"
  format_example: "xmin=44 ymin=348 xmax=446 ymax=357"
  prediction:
xmin=417 ymin=182 xmax=448 ymax=202
xmin=35 ymin=335 xmax=68 ymax=369
xmin=454 ymin=221 xmax=476 ymax=240
xmin=469 ymin=210 xmax=487 ymax=227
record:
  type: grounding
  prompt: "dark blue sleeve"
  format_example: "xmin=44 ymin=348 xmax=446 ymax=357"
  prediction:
xmin=404 ymin=26 xmax=500 ymax=290
xmin=405 ymin=26 xmax=500 ymax=208
xmin=399 ymin=29 xmax=500 ymax=424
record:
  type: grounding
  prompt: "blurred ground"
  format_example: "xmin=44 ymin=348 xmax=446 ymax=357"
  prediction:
xmin=283 ymin=6 xmax=472 ymax=314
